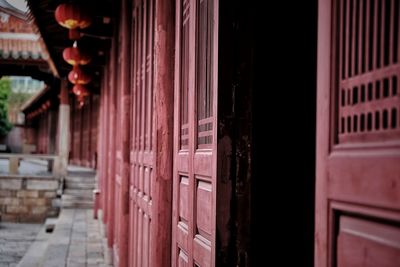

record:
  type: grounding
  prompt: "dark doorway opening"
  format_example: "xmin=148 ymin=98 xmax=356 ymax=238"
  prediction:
xmin=217 ymin=0 xmax=254 ymax=266
xmin=217 ymin=1 xmax=318 ymax=266
xmin=252 ymin=1 xmax=318 ymax=266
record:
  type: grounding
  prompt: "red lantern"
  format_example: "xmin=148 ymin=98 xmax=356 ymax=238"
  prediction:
xmin=72 ymin=84 xmax=89 ymax=97
xmin=63 ymin=42 xmax=91 ymax=65
xmin=68 ymin=66 xmax=91 ymax=85
xmin=77 ymin=94 xmax=86 ymax=108
xmin=55 ymin=3 xmax=92 ymax=40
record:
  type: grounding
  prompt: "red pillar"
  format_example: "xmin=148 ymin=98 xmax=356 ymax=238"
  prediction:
xmin=115 ymin=0 xmax=131 ymax=265
xmin=106 ymin=29 xmax=118 ymax=249
xmin=150 ymin=0 xmax=175 ymax=266
xmin=101 ymin=70 xmax=110 ymax=224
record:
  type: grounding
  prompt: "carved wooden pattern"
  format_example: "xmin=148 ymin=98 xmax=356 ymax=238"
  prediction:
xmin=337 ymin=0 xmax=399 ymax=143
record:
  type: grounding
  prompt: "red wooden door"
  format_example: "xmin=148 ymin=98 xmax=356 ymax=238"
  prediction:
xmin=316 ymin=0 xmax=400 ymax=266
xmin=172 ymin=0 xmax=218 ymax=266
xmin=129 ymin=0 xmax=155 ymax=266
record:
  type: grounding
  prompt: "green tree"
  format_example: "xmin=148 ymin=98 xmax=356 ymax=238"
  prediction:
xmin=0 ymin=78 xmax=13 ymax=136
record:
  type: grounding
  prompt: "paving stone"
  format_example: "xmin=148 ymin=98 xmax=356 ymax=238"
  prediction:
xmin=0 ymin=223 xmax=41 ymax=266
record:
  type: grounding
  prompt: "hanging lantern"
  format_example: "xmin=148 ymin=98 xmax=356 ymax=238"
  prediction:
xmin=72 ymin=84 xmax=89 ymax=97
xmin=76 ymin=93 xmax=87 ymax=108
xmin=63 ymin=42 xmax=91 ymax=65
xmin=68 ymin=66 xmax=92 ymax=85
xmin=55 ymin=3 xmax=92 ymax=40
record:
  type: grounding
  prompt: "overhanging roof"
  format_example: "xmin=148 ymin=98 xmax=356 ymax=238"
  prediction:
xmin=0 ymin=0 xmax=58 ymax=81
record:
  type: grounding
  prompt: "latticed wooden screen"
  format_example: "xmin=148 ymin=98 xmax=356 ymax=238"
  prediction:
xmin=129 ymin=0 xmax=155 ymax=266
xmin=336 ymin=0 xmax=399 ymax=144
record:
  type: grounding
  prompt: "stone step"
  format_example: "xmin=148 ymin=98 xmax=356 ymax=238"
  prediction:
xmin=63 ymin=189 xmax=93 ymax=197
xmin=67 ymin=172 xmax=96 ymax=177
xmin=65 ymin=181 xmax=95 ymax=190
xmin=61 ymin=201 xmax=94 ymax=209
xmin=62 ymin=194 xmax=93 ymax=201
xmin=64 ymin=176 xmax=95 ymax=184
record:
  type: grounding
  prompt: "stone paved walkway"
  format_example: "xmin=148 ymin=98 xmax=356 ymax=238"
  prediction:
xmin=17 ymin=209 xmax=112 ymax=267
xmin=0 ymin=223 xmax=42 ymax=267
xmin=66 ymin=209 xmax=111 ymax=267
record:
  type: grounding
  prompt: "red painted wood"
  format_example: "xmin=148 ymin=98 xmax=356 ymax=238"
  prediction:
xmin=82 ymin=99 xmax=90 ymax=166
xmin=351 ymin=0 xmax=356 ymax=76
xmin=337 ymin=216 xmax=400 ymax=267
xmin=90 ymin=95 xmax=99 ymax=168
xmin=172 ymin=0 xmax=218 ymax=266
xmin=316 ymin=1 xmax=400 ymax=266
xmin=101 ymin=70 xmax=110 ymax=223
xmin=128 ymin=1 xmax=156 ymax=266
xmin=113 ymin=0 xmax=132 ymax=266
xmin=149 ymin=1 xmax=174 ymax=266
xmin=106 ymin=33 xmax=118 ymax=249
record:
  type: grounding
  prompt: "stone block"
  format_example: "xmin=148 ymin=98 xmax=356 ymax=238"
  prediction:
xmin=27 ymin=180 xmax=58 ymax=190
xmin=43 ymin=191 xmax=57 ymax=198
xmin=17 ymin=190 xmax=39 ymax=198
xmin=1 ymin=213 xmax=18 ymax=222
xmin=0 ymin=197 xmax=20 ymax=205
xmin=0 ymin=189 xmax=13 ymax=197
xmin=0 ymin=179 xmax=22 ymax=190
xmin=0 ymin=204 xmax=6 ymax=212
xmin=23 ymin=198 xmax=47 ymax=206
xmin=20 ymin=213 xmax=45 ymax=223
xmin=7 ymin=205 xmax=28 ymax=214
xmin=9 ymin=157 xmax=19 ymax=174
xmin=31 ymin=206 xmax=48 ymax=214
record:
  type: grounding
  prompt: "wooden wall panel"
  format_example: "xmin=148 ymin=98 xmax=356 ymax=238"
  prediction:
xmin=316 ymin=1 xmax=400 ymax=266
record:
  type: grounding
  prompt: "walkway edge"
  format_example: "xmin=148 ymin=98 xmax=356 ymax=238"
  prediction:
xmin=17 ymin=219 xmax=54 ymax=267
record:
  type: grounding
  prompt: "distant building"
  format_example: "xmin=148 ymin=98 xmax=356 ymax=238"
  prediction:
xmin=0 ymin=0 xmax=52 ymax=153
xmin=7 ymin=76 xmax=44 ymax=125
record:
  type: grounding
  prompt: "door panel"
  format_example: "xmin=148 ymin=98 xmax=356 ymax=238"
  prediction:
xmin=173 ymin=0 xmax=218 ymax=266
xmin=337 ymin=216 xmax=400 ymax=267
xmin=316 ymin=0 xmax=400 ymax=266
xmin=129 ymin=1 xmax=154 ymax=266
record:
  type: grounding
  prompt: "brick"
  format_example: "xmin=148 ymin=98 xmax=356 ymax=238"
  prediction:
xmin=0 ymin=205 xmax=6 ymax=212
xmin=23 ymin=198 xmax=47 ymax=206
xmin=43 ymin=191 xmax=57 ymax=198
xmin=17 ymin=190 xmax=39 ymax=198
xmin=31 ymin=206 xmax=48 ymax=214
xmin=20 ymin=213 xmax=45 ymax=223
xmin=1 ymin=213 xmax=18 ymax=222
xmin=0 ymin=197 xmax=20 ymax=205
xmin=27 ymin=180 xmax=58 ymax=190
xmin=0 ymin=189 xmax=13 ymax=197
xmin=7 ymin=205 xmax=28 ymax=214
xmin=0 ymin=179 xmax=22 ymax=190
